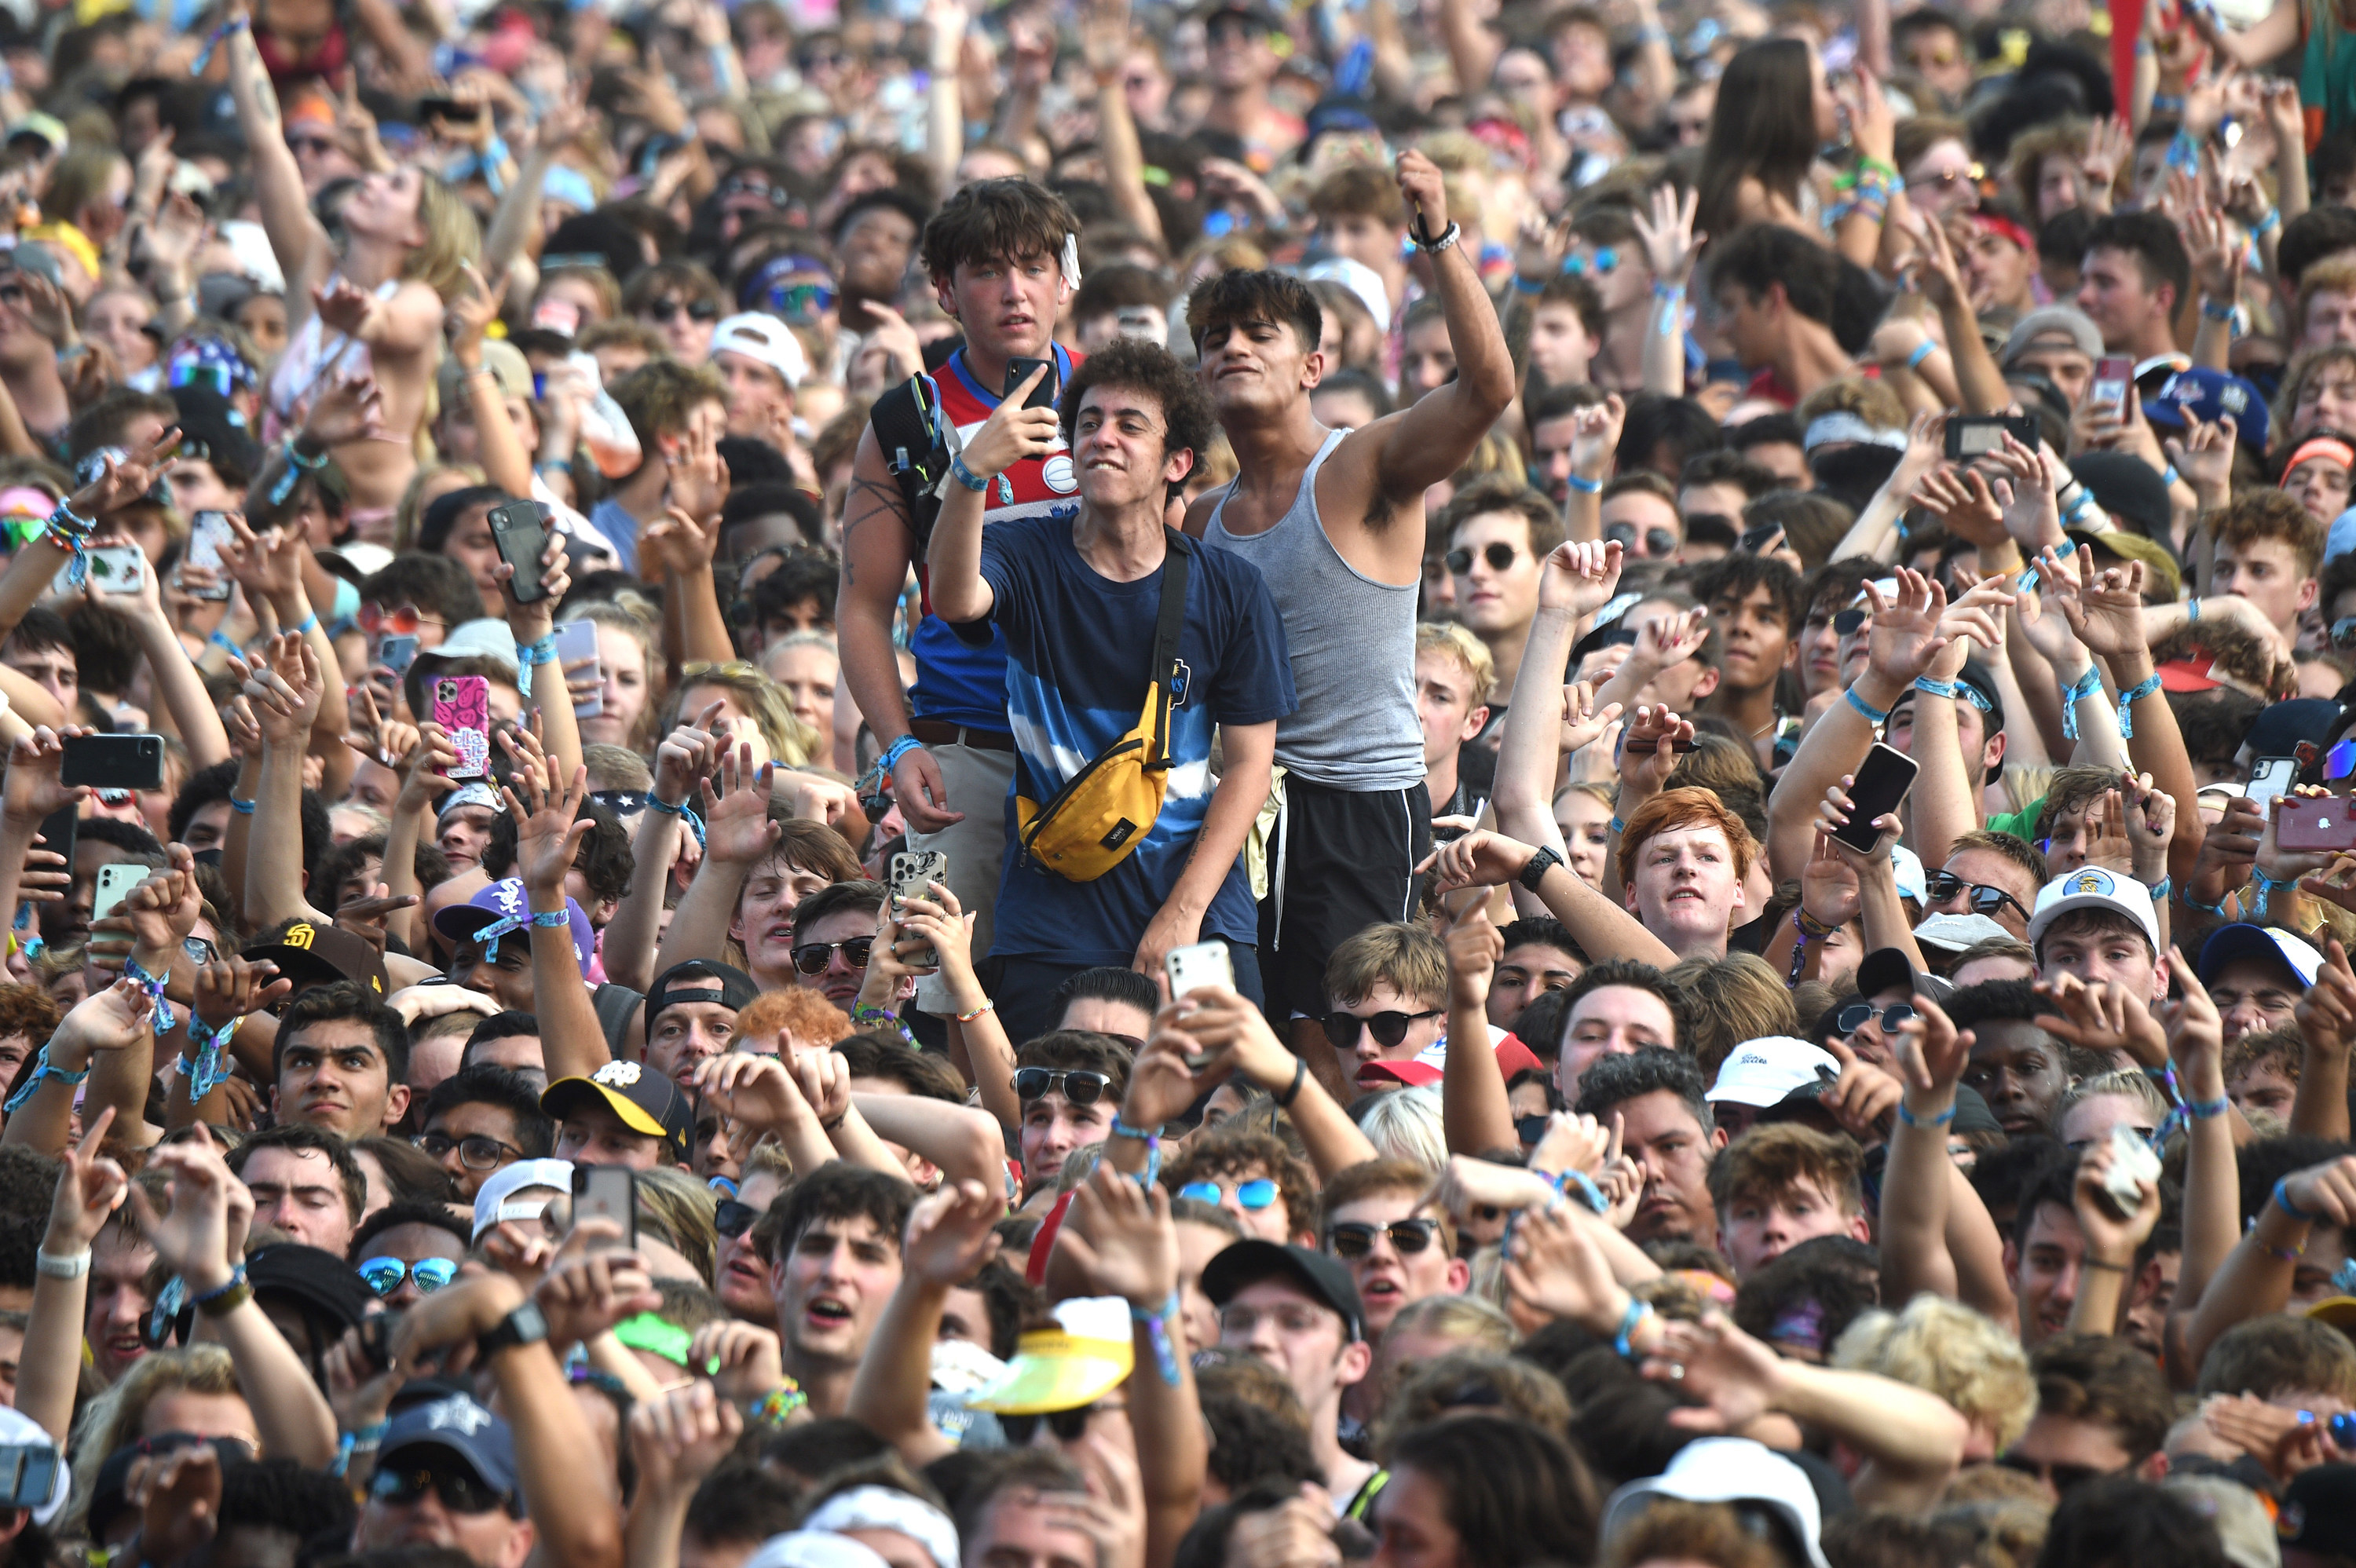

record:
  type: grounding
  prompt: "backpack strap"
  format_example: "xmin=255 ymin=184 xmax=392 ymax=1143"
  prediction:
xmin=1144 ymin=528 xmax=1192 ymax=770
xmin=870 ymin=374 xmax=950 ymax=551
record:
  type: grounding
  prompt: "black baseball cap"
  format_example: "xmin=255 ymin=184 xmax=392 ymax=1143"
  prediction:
xmin=1201 ymin=1241 xmax=1365 ymax=1342
xmin=2281 ymin=1463 xmax=2356 ymax=1557
xmin=646 ymin=959 xmax=758 ymax=1031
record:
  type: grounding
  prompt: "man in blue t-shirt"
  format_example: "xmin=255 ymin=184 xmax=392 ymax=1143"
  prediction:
xmin=927 ymin=338 xmax=1295 ymax=1044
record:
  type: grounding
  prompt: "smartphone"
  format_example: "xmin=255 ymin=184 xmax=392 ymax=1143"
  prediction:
xmin=488 ymin=499 xmax=553 ymax=605
xmin=1738 ymin=521 xmax=1785 ymax=553
xmin=378 ymin=634 xmax=420 ymax=682
xmin=1831 ymin=742 xmax=1921 ymax=853
xmin=1165 ymin=940 xmax=1235 ymax=1002
xmin=2091 ymin=355 xmax=2135 ymax=417
xmin=431 ymin=676 xmax=491 ymax=779
xmin=1004 ymin=356 xmax=1058 ymax=410
xmin=358 ymin=1309 xmax=402 ymax=1369
xmin=2099 ymin=1120 xmax=2163 ymax=1218
xmin=551 ymin=621 xmax=602 ymax=718
xmin=889 ymin=850 xmax=948 ymax=970
xmin=2248 ymin=755 xmax=2299 ymax=812
xmin=90 ymin=862 xmax=145 ymax=924
xmin=60 ymin=733 xmax=164 ymax=791
xmin=1942 ymin=413 xmax=2042 ymax=459
xmin=2277 ymin=795 xmax=2356 ymax=852
xmin=185 ymin=511 xmax=233 ymax=600
xmin=74 ymin=545 xmax=143 ymax=597
xmin=35 ymin=805 xmax=73 ymax=872
xmin=0 ymin=1446 xmax=57 ymax=1511
xmin=571 ymin=1164 xmax=637 ymax=1248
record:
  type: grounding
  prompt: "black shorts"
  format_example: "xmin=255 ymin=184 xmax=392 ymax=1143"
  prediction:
xmin=1259 ymin=777 xmax=1432 ymax=1024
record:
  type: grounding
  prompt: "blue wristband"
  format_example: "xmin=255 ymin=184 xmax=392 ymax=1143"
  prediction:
xmin=1132 ymin=1291 xmax=1182 ymax=1386
xmin=229 ymin=797 xmax=256 ymax=815
xmin=1513 ymin=273 xmax=1545 ymax=295
xmin=530 ymin=908 xmax=570 ymax=928
xmin=207 ymin=630 xmax=241 ymax=659
xmin=2187 ymin=1095 xmax=2230 ymax=1120
xmin=2060 ymin=667 xmax=2105 ymax=740
xmin=291 ymin=612 xmax=319 ymax=637
xmin=644 ymin=795 xmax=686 ymax=817
xmin=1845 ymin=688 xmax=1890 ymax=726
xmin=949 ymin=455 xmax=990 ymax=493
xmin=1906 ymin=338 xmax=1937 ymax=370
xmin=1613 ymin=1296 xmax=1653 ymax=1358
xmin=1565 ymin=473 xmax=1601 ymax=495
xmin=2148 ymin=876 xmax=2173 ymax=905
xmin=1912 ymin=676 xmax=1957 ymax=699
xmin=2117 ymin=673 xmax=2160 ymax=738
xmin=2278 ymin=1177 xmax=2320 ymax=1223
xmin=1897 ymin=1101 xmax=1956 ymax=1128
xmin=2 ymin=1044 xmax=86 ymax=1113
xmin=518 ymin=635 xmax=559 ymax=668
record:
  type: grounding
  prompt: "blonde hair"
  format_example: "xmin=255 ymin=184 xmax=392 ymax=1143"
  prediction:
xmin=634 ymin=1164 xmax=720 ymax=1288
xmin=1666 ymin=952 xmax=1800 ymax=1081
xmin=573 ymin=601 xmax=662 ymax=751
xmin=406 ymin=177 xmax=484 ymax=303
xmin=1795 ymin=375 xmax=1907 ymax=433
xmin=671 ymin=660 xmax=818 ymax=766
xmin=1355 ymin=1084 xmax=1447 ymax=1173
xmin=1833 ymin=1295 xmax=2035 ymax=1449
xmin=1325 ymin=921 xmax=1448 ymax=1011
xmin=2052 ymin=1067 xmax=2171 ymax=1139
xmin=1417 ymin=622 xmax=1497 ymax=709
xmin=68 ymin=1345 xmax=244 ymax=1530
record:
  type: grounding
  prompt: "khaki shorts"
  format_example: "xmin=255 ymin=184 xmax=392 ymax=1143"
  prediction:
xmin=909 ymin=740 xmax=1015 ymax=1015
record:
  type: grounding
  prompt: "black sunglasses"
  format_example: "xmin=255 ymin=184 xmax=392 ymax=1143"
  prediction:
xmin=1012 ymin=1067 xmax=1111 ymax=1106
xmin=1445 ymin=543 xmax=1518 ymax=575
xmin=371 ymin=1467 xmax=510 ymax=1515
xmin=1922 ymin=871 xmax=2028 ymax=920
xmin=1326 ymin=1219 xmax=1440 ymax=1258
xmin=998 ymin=1402 xmax=1121 ymax=1443
xmin=2335 ymin=616 xmax=2356 ymax=652
xmin=715 ymin=1199 xmax=758 ymax=1238
xmin=1604 ymin=522 xmax=1678 ymax=557
xmin=792 ymin=938 xmax=873 ymax=974
xmin=412 ymin=1130 xmax=522 ymax=1171
xmin=1515 ymin=1114 xmax=1552 ymax=1146
xmin=1994 ymin=1453 xmax=2109 ymax=1495
xmin=1322 ymin=1009 xmax=1443 ymax=1051
xmin=1836 ymin=1002 xmax=1916 ymax=1035
xmin=646 ymin=298 xmax=720 ymax=324
xmin=1834 ymin=608 xmax=1869 ymax=635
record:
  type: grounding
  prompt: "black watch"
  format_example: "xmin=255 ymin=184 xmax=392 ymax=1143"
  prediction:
xmin=475 ymin=1299 xmax=548 ymax=1361
xmin=1517 ymin=846 xmax=1564 ymax=894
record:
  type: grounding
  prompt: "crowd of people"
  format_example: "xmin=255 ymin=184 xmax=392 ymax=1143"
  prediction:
xmin=4 ymin=0 xmax=2356 ymax=1562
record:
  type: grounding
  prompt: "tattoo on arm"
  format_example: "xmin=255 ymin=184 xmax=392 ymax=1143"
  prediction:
xmin=841 ymin=476 xmax=913 ymax=590
xmin=235 ymin=31 xmax=281 ymax=128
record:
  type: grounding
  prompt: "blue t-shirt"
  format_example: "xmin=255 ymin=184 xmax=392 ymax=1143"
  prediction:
xmin=589 ymin=498 xmax=641 ymax=576
xmin=972 ymin=518 xmax=1295 ymax=963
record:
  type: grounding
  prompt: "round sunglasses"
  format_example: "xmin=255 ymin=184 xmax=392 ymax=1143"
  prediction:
xmin=1013 ymin=1067 xmax=1111 ymax=1106
xmin=358 ymin=1256 xmax=459 ymax=1296
xmin=1178 ymin=1177 xmax=1279 ymax=1210
xmin=792 ymin=938 xmax=873 ymax=974
xmin=1446 ymin=542 xmax=1520 ymax=575
xmin=1326 ymin=1218 xmax=1440 ymax=1258
xmin=1835 ymin=1002 xmax=1916 ymax=1036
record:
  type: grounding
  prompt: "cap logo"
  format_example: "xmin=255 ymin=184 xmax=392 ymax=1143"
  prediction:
xmin=284 ymin=923 xmax=315 ymax=950
xmin=425 ymin=1396 xmax=494 ymax=1435
xmin=2071 ymin=871 xmax=2110 ymax=895
xmin=594 ymin=1060 xmax=642 ymax=1088
xmin=2281 ymin=1502 xmax=2304 ymax=1539
xmin=2222 ymin=384 xmax=2248 ymax=413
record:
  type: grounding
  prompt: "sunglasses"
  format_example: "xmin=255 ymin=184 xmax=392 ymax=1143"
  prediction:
xmin=1922 ymin=872 xmax=2028 ymax=920
xmin=1834 ymin=608 xmax=1870 ymax=635
xmin=1515 ymin=1114 xmax=1553 ymax=1145
xmin=1668 ymin=115 xmax=1710 ymax=136
xmin=371 ymin=1467 xmax=510 ymax=1515
xmin=715 ymin=1198 xmax=758 ymax=1238
xmin=1993 ymin=1453 xmax=2109 ymax=1495
xmin=791 ymin=938 xmax=873 ymax=974
xmin=762 ymin=281 xmax=837 ymax=322
xmin=1603 ymin=522 xmax=1678 ymax=558
xmin=1322 ymin=1008 xmax=1443 ymax=1051
xmin=1446 ymin=543 xmax=1519 ymax=575
xmin=590 ymin=789 xmax=651 ymax=816
xmin=1179 ymin=1177 xmax=1279 ymax=1210
xmin=1013 ymin=1067 xmax=1111 ymax=1106
xmin=361 ymin=601 xmax=428 ymax=636
xmin=645 ymin=298 xmax=720 ymax=325
xmin=1836 ymin=1002 xmax=1916 ymax=1036
xmin=2333 ymin=616 xmax=2356 ymax=651
xmin=1326 ymin=1219 xmax=1440 ymax=1257
xmin=997 ymin=1402 xmax=1124 ymax=1443
xmin=412 ymin=1130 xmax=521 ymax=1171
xmin=287 ymin=134 xmax=340 ymax=156
xmin=357 ymin=1256 xmax=460 ymax=1296
xmin=1564 ymin=247 xmax=1618 ymax=275
xmin=2332 ymin=739 xmax=2356 ymax=782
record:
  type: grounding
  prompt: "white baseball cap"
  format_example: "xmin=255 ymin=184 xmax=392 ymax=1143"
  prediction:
xmin=711 ymin=313 xmax=809 ymax=388
xmin=1603 ymin=1438 xmax=1831 ymax=1568
xmin=2025 ymin=867 xmax=2163 ymax=955
xmin=1890 ymin=843 xmax=1927 ymax=902
xmin=1912 ymin=912 xmax=2013 ymax=952
xmin=1707 ymin=1037 xmax=1840 ymax=1107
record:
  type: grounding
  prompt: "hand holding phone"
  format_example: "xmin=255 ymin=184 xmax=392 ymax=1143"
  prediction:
xmin=430 ymin=677 xmax=491 ymax=778
xmin=1831 ymin=744 xmax=1920 ymax=853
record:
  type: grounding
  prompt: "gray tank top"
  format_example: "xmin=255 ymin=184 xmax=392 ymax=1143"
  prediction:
xmin=1204 ymin=429 xmax=1425 ymax=790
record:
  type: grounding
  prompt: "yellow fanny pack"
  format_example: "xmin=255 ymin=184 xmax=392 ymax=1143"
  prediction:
xmin=1015 ymin=531 xmax=1192 ymax=883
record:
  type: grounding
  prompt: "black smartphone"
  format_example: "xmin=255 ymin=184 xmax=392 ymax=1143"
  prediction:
xmin=1832 ymin=742 xmax=1922 ymax=852
xmin=419 ymin=96 xmax=482 ymax=122
xmin=359 ymin=1310 xmax=402 ymax=1369
xmin=1004 ymin=356 xmax=1058 ymax=410
xmin=488 ymin=499 xmax=553 ymax=605
xmin=1739 ymin=521 xmax=1785 ymax=553
xmin=34 ymin=804 xmax=73 ymax=871
xmin=1943 ymin=413 xmax=2040 ymax=460
xmin=60 ymin=733 xmax=163 ymax=791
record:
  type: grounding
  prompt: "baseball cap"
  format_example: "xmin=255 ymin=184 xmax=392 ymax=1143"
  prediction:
xmin=437 ymin=338 xmax=532 ymax=406
xmin=246 ymin=1242 xmax=376 ymax=1334
xmin=243 ymin=918 xmax=389 ymax=999
xmin=647 ymin=959 xmax=759 ymax=1029
xmin=2001 ymin=306 xmax=2102 ymax=366
xmin=2249 ymin=699 xmax=2349 ymax=762
xmin=966 ymin=1296 xmax=1136 ymax=1413
xmin=377 ymin=1393 xmax=520 ymax=1505
xmin=415 ymin=617 xmax=520 ymax=681
xmin=470 ymin=1157 xmax=573 ymax=1241
xmin=1357 ymin=1058 xmax=1443 ymax=1088
xmin=803 ymin=1493 xmax=957 ymax=1568
xmin=1855 ymin=946 xmax=1947 ymax=1005
xmin=2067 ymin=451 xmax=2173 ymax=540
xmin=1889 ymin=844 xmax=1927 ymax=903
xmin=2278 ymin=1464 xmax=2356 ymax=1558
xmin=2197 ymin=923 xmax=2325 ymax=988
xmin=2026 ymin=867 xmax=2163 ymax=954
xmin=437 ymin=781 xmax=502 ymax=825
xmin=2067 ymin=524 xmax=2183 ymax=599
xmin=542 ymin=1058 xmax=691 ymax=1157
xmin=1303 ymin=255 xmax=1391 ymax=331
xmin=2143 ymin=364 xmax=2270 ymax=454
xmin=434 ymin=879 xmax=596 ymax=974
xmin=1201 ymin=1241 xmax=1366 ymax=1341
xmin=1603 ymin=1438 xmax=1831 ymax=1568
xmin=709 ymin=313 xmax=809 ymax=388
xmin=2157 ymin=653 xmax=2223 ymax=693
xmin=1707 ymin=1037 xmax=1838 ymax=1107
xmin=4 ymin=114 xmax=64 ymax=155
xmin=1911 ymin=912 xmax=2013 ymax=952
xmin=2164 ymin=1475 xmax=2277 ymax=1568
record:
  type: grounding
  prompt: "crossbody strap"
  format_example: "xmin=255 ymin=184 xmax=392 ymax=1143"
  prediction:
xmin=1146 ymin=528 xmax=1191 ymax=769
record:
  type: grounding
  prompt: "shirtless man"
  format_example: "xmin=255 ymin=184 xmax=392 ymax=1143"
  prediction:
xmin=1185 ymin=150 xmax=1515 ymax=1097
xmin=227 ymin=4 xmax=475 ymax=521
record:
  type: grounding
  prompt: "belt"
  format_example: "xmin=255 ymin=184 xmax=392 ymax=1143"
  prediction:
xmin=909 ymin=718 xmax=1015 ymax=752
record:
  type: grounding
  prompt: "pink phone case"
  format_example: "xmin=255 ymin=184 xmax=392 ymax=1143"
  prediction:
xmin=433 ymin=676 xmax=491 ymax=777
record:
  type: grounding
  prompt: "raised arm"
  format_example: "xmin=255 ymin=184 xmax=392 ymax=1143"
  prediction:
xmin=1631 ymin=187 xmax=1699 ymax=397
xmin=1494 ymin=537 xmax=1626 ymax=853
xmin=847 ymin=1179 xmax=1002 ymax=1467
xmin=19 ymin=1109 xmax=126 ymax=1445
xmin=652 ymin=749 xmax=780 ymax=980
xmin=2292 ymin=938 xmax=2356 ymax=1142
xmin=2163 ymin=959 xmax=2238 ymax=1358
xmin=221 ymin=11 xmax=332 ymax=315
xmin=1080 ymin=0 xmax=1162 ymax=247
xmin=238 ymin=634 xmax=332 ymax=929
xmin=1904 ymin=575 xmax=2015 ymax=872
xmin=622 ymin=1384 xmax=743 ymax=1568
xmin=500 ymin=531 xmax=584 ymax=792
xmin=1439 ymin=897 xmax=1518 ymax=1156
xmin=926 ymin=372 xmax=1060 ymax=623
xmin=1424 ymin=829 xmax=1677 ymax=967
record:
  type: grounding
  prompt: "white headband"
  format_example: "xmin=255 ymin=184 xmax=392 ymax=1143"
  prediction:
xmin=1803 ymin=411 xmax=1909 ymax=453
xmin=804 ymin=1488 xmax=960 ymax=1568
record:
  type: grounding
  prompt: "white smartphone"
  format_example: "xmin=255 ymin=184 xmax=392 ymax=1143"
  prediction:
xmin=91 ymin=862 xmax=146 ymax=923
xmin=1165 ymin=941 xmax=1235 ymax=1002
xmin=551 ymin=620 xmax=602 ymax=718
xmin=2248 ymin=755 xmax=2299 ymax=812
xmin=2102 ymin=1121 xmax=2162 ymax=1219
xmin=86 ymin=546 xmax=143 ymax=595
xmin=890 ymin=850 xmax=947 ymax=970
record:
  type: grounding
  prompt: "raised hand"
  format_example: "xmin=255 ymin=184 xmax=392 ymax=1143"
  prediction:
xmin=1819 ymin=1037 xmax=1904 ymax=1139
xmin=1641 ymin=1312 xmax=1784 ymax=1431
xmin=1058 ymin=1164 xmax=1179 ymax=1310
xmin=43 ymin=1105 xmax=127 ymax=1253
xmin=1394 ymin=147 xmax=1448 ymax=234
xmin=2 ymin=726 xmax=85 ymax=825
xmin=192 ymin=955 xmax=287 ymax=1033
xmin=964 ymin=370 xmax=1060 ymax=477
xmin=1566 ymin=395 xmax=1626 ymax=480
xmin=1537 ymin=539 xmax=1624 ymax=618
xmin=533 ymin=1220 xmax=662 ymax=1344
xmin=1800 ymin=829 xmax=1864 ymax=928
xmin=627 ymin=1381 xmax=744 ymax=1500
xmin=699 ymin=742 xmax=781 ymax=867
xmin=230 ymin=632 xmax=324 ymax=747
xmin=664 ymin=418 xmax=730 ymax=529
xmin=687 ymin=1320 xmax=786 ymax=1406
xmin=1416 ymin=830 xmax=1542 ymax=896
xmin=1815 ymin=776 xmax=1901 ymax=867
xmin=1630 ymin=182 xmax=1703 ymax=288
xmin=902 ymin=1176 xmax=1004 ymax=1285
xmin=123 ymin=846 xmax=203 ymax=956
xmin=1890 ymin=994 xmax=1973 ymax=1110
xmin=1910 ymin=466 xmax=2010 ymax=550
xmin=2033 ymin=970 xmax=2168 ymax=1066
xmin=304 ymin=373 xmax=387 ymax=448
xmin=1618 ymin=703 xmax=1695 ymax=799
xmin=1863 ymin=568 xmax=1960 ymax=688
xmin=502 ymin=760 xmax=594 ymax=901
xmin=71 ymin=426 xmax=181 ymax=520
xmin=691 ymin=1051 xmax=813 ymax=1132
xmin=2073 ymin=1134 xmax=2161 ymax=1265
xmin=1557 ymin=681 xmax=1624 ymax=758
xmin=2164 ymin=415 xmax=2237 ymax=506
xmin=126 ymin=1139 xmax=247 ymax=1290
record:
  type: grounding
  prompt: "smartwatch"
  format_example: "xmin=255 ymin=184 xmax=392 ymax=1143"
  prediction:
xmin=475 ymin=1299 xmax=550 ymax=1361
xmin=1517 ymin=846 xmax=1564 ymax=894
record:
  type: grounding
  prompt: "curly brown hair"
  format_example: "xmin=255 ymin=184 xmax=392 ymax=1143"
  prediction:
xmin=1055 ymin=338 xmax=1218 ymax=498
xmin=0 ymin=985 xmax=60 ymax=1047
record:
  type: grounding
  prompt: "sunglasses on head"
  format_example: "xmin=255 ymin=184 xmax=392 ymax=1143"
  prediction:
xmin=1013 ymin=1067 xmax=1112 ymax=1106
xmin=997 ymin=1402 xmax=1122 ymax=1443
xmin=357 ymin=1256 xmax=459 ymax=1296
xmin=1921 ymin=872 xmax=2028 ymax=920
xmin=1326 ymin=1218 xmax=1439 ymax=1257
xmin=412 ymin=1130 xmax=521 ymax=1171
xmin=791 ymin=937 xmax=873 ymax=974
xmin=1322 ymin=1008 xmax=1443 ymax=1051
xmin=1603 ymin=522 xmax=1678 ymax=558
xmin=715 ymin=1198 xmax=758 ymax=1238
xmin=1446 ymin=543 xmax=1518 ymax=575
xmin=1179 ymin=1177 xmax=1279 ymax=1210
xmin=1836 ymin=1002 xmax=1916 ymax=1036
xmin=763 ymin=281 xmax=837 ymax=322
xmin=1834 ymin=608 xmax=1869 ymax=635
xmin=646 ymin=298 xmax=720 ymax=325
xmin=371 ymin=1467 xmax=510 ymax=1514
